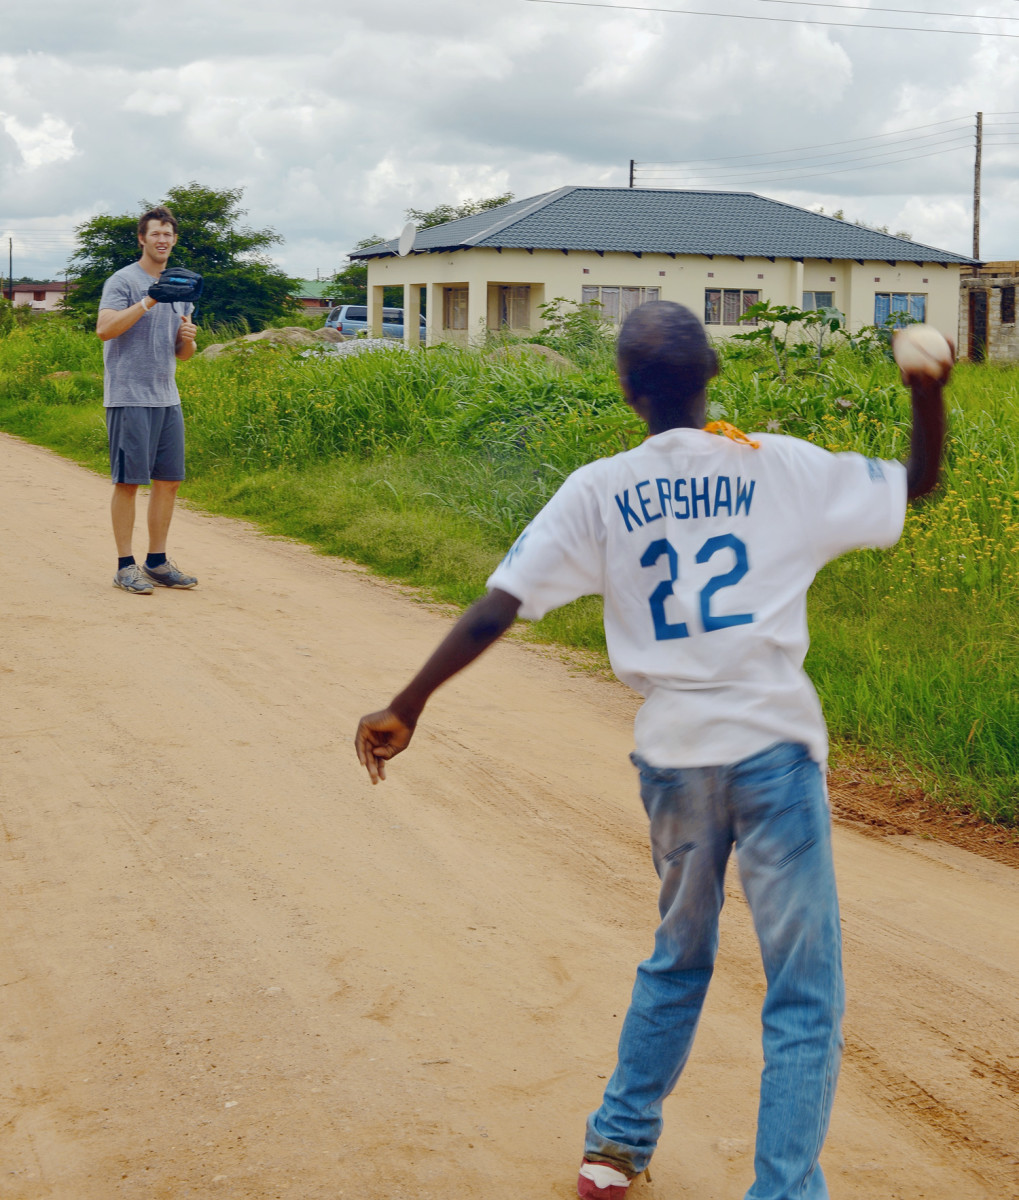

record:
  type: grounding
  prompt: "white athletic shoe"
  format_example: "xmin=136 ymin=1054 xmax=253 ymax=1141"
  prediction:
xmin=113 ymin=564 xmax=154 ymax=594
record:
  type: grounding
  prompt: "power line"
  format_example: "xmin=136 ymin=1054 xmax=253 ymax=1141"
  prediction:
xmin=523 ymin=0 xmax=1019 ymax=37
xmin=758 ymin=0 xmax=1019 ymax=22
xmin=639 ymin=142 xmax=984 ymax=187
xmin=638 ymin=118 xmax=976 ymax=166
xmin=632 ymin=106 xmax=1019 ymax=189
xmin=641 ymin=130 xmax=978 ymax=173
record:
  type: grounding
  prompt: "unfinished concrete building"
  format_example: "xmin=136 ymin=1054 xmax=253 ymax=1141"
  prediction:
xmin=959 ymin=262 xmax=1019 ymax=363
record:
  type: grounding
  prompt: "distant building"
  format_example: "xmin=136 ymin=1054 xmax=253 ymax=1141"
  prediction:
xmin=959 ymin=262 xmax=1019 ymax=363
xmin=9 ymin=281 xmax=72 ymax=313
xmin=292 ymin=280 xmax=337 ymax=311
xmin=351 ymin=186 xmax=977 ymax=349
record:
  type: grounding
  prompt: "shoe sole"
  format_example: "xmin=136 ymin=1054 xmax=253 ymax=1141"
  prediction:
xmin=113 ymin=581 xmax=153 ymax=594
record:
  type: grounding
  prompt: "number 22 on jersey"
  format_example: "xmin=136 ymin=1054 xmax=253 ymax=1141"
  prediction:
xmin=641 ymin=533 xmax=754 ymax=641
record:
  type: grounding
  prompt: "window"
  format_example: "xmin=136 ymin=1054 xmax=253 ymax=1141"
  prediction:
xmin=580 ymin=284 xmax=659 ymax=324
xmin=802 ymin=291 xmax=834 ymax=310
xmin=33 ymin=291 xmax=45 ymax=302
xmin=498 ymin=286 xmax=531 ymax=330
xmin=443 ymin=287 xmax=468 ymax=330
xmin=1001 ymin=285 xmax=1015 ymax=326
xmin=704 ymin=288 xmax=759 ymax=326
xmin=874 ymin=292 xmax=926 ymax=326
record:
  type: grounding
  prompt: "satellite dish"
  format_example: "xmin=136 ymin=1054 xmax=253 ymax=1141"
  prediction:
xmin=398 ymin=222 xmax=417 ymax=257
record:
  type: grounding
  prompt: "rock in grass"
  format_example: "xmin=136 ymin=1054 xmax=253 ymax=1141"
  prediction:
xmin=487 ymin=342 xmax=576 ymax=373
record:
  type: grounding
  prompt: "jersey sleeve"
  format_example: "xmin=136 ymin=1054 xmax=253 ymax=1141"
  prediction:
xmin=794 ymin=442 xmax=907 ymax=565
xmin=486 ymin=467 xmax=605 ymax=620
xmin=99 ymin=271 xmax=135 ymax=312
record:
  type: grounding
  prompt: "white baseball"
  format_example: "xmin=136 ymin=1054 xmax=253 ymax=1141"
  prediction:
xmin=892 ymin=325 xmax=953 ymax=381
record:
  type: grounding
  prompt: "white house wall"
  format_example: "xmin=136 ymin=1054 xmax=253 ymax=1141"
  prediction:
xmin=365 ymin=248 xmax=962 ymax=345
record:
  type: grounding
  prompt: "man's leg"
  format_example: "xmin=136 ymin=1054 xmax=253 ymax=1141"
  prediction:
xmin=584 ymin=757 xmax=733 ymax=1178
xmin=146 ymin=479 xmax=180 ymax=555
xmin=141 ymin=407 xmax=197 ymax=588
xmin=111 ymin=483 xmax=140 ymax=556
xmin=732 ymin=743 xmax=844 ymax=1200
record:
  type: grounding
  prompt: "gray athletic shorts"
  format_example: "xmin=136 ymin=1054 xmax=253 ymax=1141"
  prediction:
xmin=106 ymin=405 xmax=186 ymax=485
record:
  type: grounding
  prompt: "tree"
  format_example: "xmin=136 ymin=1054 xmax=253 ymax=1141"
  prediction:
xmin=332 ymin=194 xmax=517 ymax=308
xmin=816 ymin=206 xmax=911 ymax=241
xmin=65 ymin=182 xmax=302 ymax=330
xmin=330 ymin=235 xmax=385 ymax=305
xmin=404 ymin=192 xmax=515 ymax=229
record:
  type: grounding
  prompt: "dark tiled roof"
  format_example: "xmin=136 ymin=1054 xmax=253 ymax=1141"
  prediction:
xmin=352 ymin=186 xmax=975 ymax=266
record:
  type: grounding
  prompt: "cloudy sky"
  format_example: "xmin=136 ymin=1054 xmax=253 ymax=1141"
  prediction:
xmin=2 ymin=0 xmax=1018 ymax=283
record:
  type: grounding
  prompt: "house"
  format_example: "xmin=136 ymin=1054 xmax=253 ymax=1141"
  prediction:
xmin=350 ymin=186 xmax=976 ymax=350
xmin=291 ymin=280 xmax=337 ymax=311
xmin=958 ymin=262 xmax=1019 ymax=363
xmin=9 ymin=281 xmax=71 ymax=313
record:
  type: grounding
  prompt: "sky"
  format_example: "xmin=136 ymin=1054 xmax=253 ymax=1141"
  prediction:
xmin=1 ymin=0 xmax=1018 ymax=283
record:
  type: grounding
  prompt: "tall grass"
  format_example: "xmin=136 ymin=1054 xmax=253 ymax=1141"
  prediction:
xmin=0 ymin=320 xmax=1015 ymax=821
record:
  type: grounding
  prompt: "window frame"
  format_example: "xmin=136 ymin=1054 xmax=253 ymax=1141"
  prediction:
xmin=874 ymin=292 xmax=926 ymax=326
xmin=802 ymin=290 xmax=834 ymax=310
xmin=442 ymin=286 xmax=469 ymax=331
xmin=704 ymin=287 xmax=760 ymax=326
xmin=580 ymin=284 xmax=659 ymax=325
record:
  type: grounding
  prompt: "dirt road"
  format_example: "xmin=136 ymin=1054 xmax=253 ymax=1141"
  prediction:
xmin=2 ymin=432 xmax=1017 ymax=1200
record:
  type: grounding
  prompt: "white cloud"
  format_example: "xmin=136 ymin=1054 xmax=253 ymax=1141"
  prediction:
xmin=1 ymin=112 xmax=77 ymax=168
xmin=0 ymin=0 xmax=1016 ymax=280
xmin=123 ymin=90 xmax=184 ymax=116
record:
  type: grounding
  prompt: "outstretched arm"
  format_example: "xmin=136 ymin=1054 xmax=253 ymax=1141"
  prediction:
xmin=904 ymin=377 xmax=947 ymax=501
xmin=354 ymin=587 xmax=522 ymax=784
xmin=893 ymin=329 xmax=951 ymax=502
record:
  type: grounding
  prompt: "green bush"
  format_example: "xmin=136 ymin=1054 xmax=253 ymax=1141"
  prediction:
xmin=1 ymin=317 xmax=1016 ymax=822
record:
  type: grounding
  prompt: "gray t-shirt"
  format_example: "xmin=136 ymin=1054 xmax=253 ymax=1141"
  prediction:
xmin=100 ymin=262 xmax=193 ymax=408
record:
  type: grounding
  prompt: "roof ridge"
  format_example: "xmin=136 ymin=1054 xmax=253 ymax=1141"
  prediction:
xmin=461 ymin=187 xmax=576 ymax=246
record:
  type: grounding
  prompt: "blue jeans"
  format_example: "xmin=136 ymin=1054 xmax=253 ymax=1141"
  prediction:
xmin=585 ymin=742 xmax=844 ymax=1200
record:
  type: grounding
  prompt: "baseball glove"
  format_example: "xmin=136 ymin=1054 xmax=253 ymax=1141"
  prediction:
xmin=147 ymin=268 xmax=203 ymax=305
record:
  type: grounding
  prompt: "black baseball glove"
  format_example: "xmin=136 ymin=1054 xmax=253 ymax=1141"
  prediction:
xmin=147 ymin=268 xmax=203 ymax=305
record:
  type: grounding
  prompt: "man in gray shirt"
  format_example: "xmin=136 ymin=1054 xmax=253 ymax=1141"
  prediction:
xmin=97 ymin=205 xmax=198 ymax=593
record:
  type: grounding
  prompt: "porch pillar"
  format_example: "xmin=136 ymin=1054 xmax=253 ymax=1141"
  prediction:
xmin=370 ymin=285 xmax=385 ymax=338
xmin=403 ymin=283 xmax=423 ymax=348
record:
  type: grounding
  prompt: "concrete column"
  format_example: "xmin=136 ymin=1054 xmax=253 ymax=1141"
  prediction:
xmin=403 ymin=283 xmax=422 ymax=348
xmin=842 ymin=264 xmax=856 ymax=333
xmin=529 ymin=283 xmax=546 ymax=332
xmin=370 ymin=286 xmax=385 ymax=338
xmin=466 ymin=280 xmax=485 ymax=347
xmin=790 ymin=259 xmax=805 ymax=307
xmin=427 ymin=282 xmax=444 ymax=346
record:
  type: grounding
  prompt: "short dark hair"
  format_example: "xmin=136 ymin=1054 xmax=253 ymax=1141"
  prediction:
xmin=137 ymin=206 xmax=178 ymax=239
xmin=617 ymin=301 xmax=717 ymax=423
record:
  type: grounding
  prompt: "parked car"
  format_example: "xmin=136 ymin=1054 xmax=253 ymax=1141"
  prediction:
xmin=324 ymin=304 xmax=426 ymax=339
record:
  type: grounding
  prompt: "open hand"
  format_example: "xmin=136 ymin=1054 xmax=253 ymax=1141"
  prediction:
xmin=354 ymin=707 xmax=416 ymax=784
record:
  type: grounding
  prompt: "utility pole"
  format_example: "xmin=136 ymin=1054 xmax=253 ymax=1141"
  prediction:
xmin=629 ymin=159 xmax=635 ymax=188
xmin=973 ymin=111 xmax=982 ymax=262
xmin=7 ymin=238 xmax=11 ymax=301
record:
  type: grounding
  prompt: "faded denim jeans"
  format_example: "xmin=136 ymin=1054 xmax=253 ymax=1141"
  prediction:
xmin=585 ymin=741 xmax=844 ymax=1200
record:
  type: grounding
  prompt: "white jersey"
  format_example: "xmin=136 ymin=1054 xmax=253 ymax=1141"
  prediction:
xmin=487 ymin=428 xmax=906 ymax=769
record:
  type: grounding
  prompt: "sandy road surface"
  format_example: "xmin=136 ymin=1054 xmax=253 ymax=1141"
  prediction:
xmin=1 ymin=431 xmax=1017 ymax=1200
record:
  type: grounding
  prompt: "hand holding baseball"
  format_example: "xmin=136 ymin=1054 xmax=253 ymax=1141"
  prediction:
xmin=892 ymin=325 xmax=954 ymax=385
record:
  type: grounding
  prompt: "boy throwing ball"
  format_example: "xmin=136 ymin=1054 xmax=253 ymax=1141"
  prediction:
xmin=355 ymin=303 xmax=948 ymax=1200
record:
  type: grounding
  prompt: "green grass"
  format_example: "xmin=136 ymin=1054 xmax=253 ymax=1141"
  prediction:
xmin=1 ymin=319 xmax=1016 ymax=823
